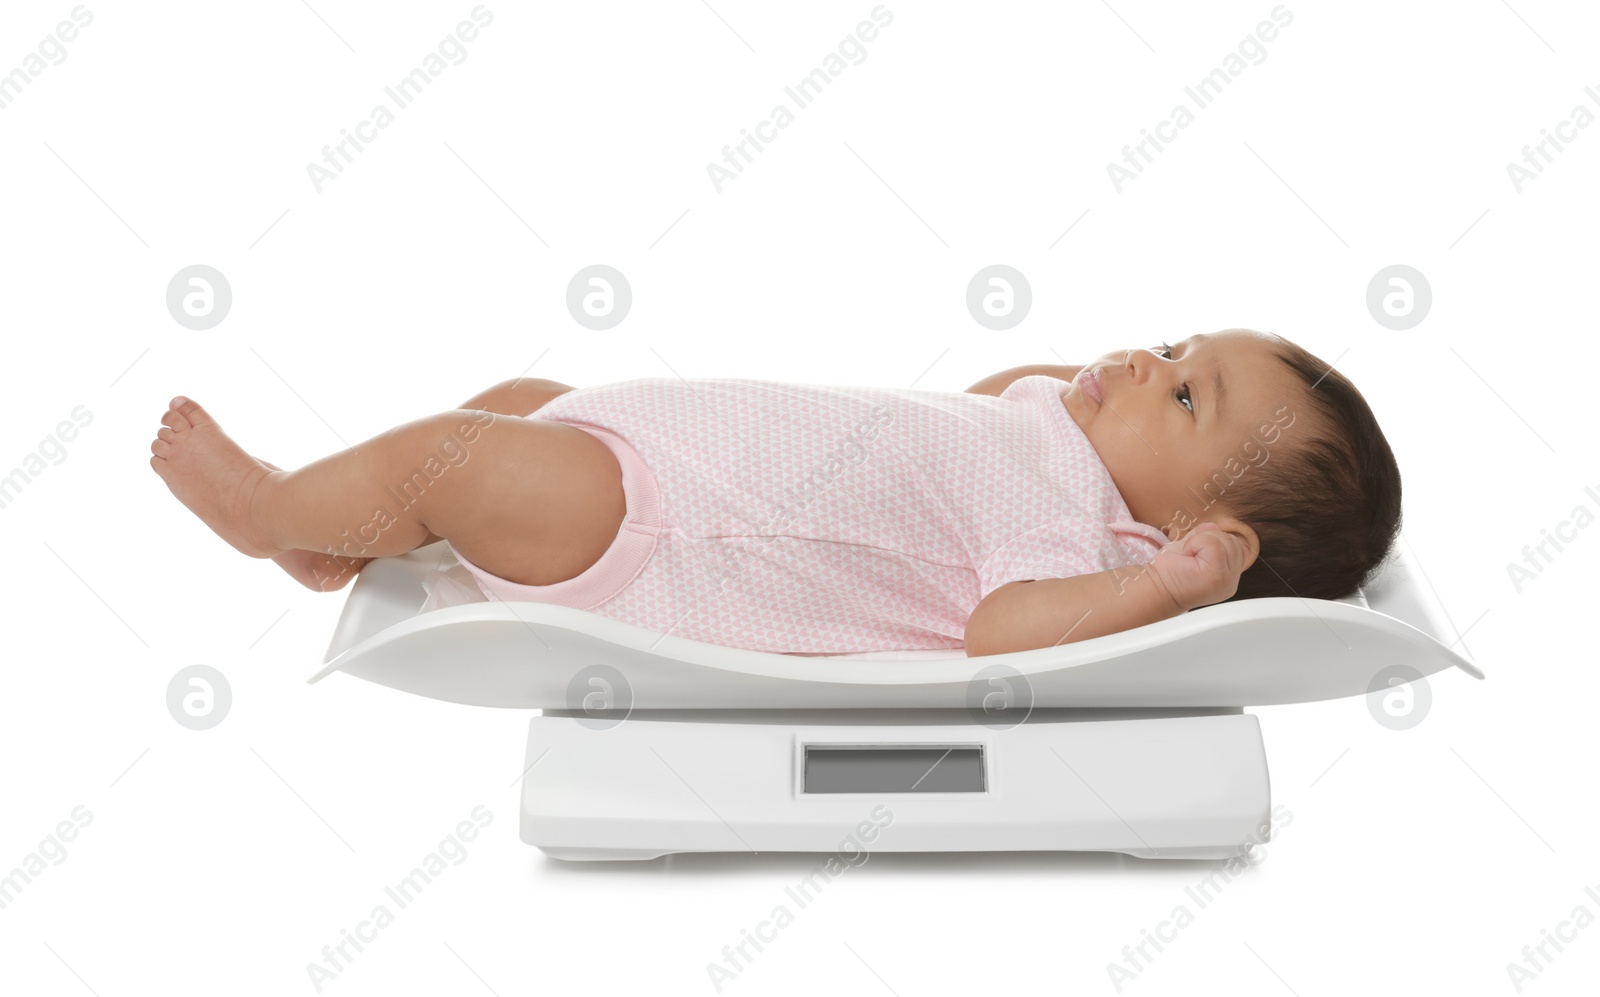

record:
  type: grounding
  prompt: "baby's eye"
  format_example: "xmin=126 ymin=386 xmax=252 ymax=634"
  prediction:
xmin=1155 ymin=343 xmax=1191 ymax=412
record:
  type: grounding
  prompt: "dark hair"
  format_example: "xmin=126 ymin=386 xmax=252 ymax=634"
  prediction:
xmin=1222 ymin=335 xmax=1403 ymax=602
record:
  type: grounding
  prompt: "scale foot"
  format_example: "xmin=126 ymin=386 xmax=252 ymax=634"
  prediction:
xmin=537 ymin=846 xmax=673 ymax=862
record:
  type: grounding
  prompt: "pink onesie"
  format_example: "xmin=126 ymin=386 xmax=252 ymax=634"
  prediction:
xmin=447 ymin=374 xmax=1172 ymax=654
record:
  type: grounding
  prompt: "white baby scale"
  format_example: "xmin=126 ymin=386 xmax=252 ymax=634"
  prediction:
xmin=308 ymin=539 xmax=1483 ymax=862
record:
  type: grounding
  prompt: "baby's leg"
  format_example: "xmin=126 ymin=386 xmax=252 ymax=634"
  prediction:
xmin=262 ymin=379 xmax=576 ymax=591
xmin=150 ymin=398 xmax=625 ymax=589
xmin=459 ymin=377 xmax=575 ymax=418
xmin=255 ymin=458 xmax=399 ymax=592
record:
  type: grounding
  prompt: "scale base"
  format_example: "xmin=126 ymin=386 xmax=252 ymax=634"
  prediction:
xmin=520 ymin=710 xmax=1272 ymax=862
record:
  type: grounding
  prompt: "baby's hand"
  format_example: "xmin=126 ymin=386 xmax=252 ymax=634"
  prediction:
xmin=1144 ymin=523 xmax=1254 ymax=614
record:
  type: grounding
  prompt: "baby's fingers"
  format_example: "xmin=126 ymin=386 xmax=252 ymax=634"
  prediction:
xmin=1199 ymin=529 xmax=1253 ymax=573
xmin=1186 ymin=528 xmax=1246 ymax=566
xmin=1180 ymin=525 xmax=1224 ymax=556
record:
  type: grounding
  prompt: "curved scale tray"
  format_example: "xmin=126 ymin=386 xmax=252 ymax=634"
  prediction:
xmin=307 ymin=539 xmax=1481 ymax=709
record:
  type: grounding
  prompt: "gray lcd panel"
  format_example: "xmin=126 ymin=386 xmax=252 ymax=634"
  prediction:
xmin=803 ymin=745 xmax=985 ymax=793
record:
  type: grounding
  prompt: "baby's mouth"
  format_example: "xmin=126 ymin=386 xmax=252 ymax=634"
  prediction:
xmin=1077 ymin=367 xmax=1105 ymax=405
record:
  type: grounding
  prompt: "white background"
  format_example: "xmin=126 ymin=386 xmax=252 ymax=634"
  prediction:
xmin=2 ymin=0 xmax=1596 ymax=994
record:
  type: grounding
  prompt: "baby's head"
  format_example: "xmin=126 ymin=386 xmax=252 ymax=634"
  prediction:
xmin=1063 ymin=328 xmax=1402 ymax=601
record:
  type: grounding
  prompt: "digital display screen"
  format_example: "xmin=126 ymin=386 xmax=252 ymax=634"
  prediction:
xmin=803 ymin=744 xmax=985 ymax=793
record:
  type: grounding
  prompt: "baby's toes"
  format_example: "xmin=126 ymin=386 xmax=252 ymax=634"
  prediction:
xmin=161 ymin=409 xmax=186 ymax=432
xmin=170 ymin=396 xmax=216 ymax=431
xmin=151 ymin=424 xmax=176 ymax=462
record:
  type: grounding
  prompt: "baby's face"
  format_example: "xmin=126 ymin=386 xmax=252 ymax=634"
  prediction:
xmin=1061 ymin=329 xmax=1311 ymax=540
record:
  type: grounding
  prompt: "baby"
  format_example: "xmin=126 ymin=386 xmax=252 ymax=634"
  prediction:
xmin=150 ymin=328 xmax=1401 ymax=657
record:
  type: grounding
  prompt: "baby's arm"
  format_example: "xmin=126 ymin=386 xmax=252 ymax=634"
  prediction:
xmin=964 ymin=562 xmax=1181 ymax=656
xmin=965 ymin=364 xmax=1085 ymax=397
xmin=963 ymin=524 xmax=1254 ymax=656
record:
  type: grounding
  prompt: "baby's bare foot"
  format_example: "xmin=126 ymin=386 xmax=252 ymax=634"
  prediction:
xmin=252 ymin=458 xmax=372 ymax=591
xmin=149 ymin=397 xmax=285 ymax=559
